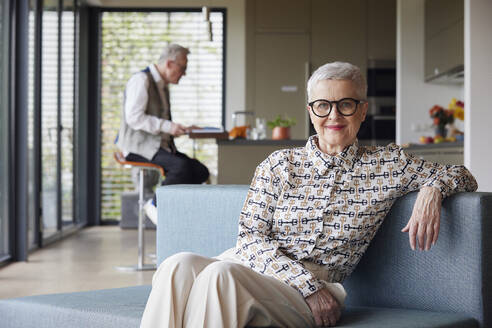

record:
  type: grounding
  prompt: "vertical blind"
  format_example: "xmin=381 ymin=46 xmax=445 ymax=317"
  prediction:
xmin=100 ymin=11 xmax=224 ymax=221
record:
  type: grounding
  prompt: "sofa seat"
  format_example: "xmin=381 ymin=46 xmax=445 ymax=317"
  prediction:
xmin=0 ymin=284 xmax=477 ymax=328
xmin=338 ymin=307 xmax=477 ymax=327
xmin=0 ymin=285 xmax=151 ymax=328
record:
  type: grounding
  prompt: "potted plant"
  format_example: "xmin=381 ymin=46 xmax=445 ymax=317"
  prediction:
xmin=267 ymin=115 xmax=296 ymax=140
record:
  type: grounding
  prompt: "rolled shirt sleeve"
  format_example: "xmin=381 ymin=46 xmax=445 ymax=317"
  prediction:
xmin=235 ymin=155 xmax=326 ymax=298
xmin=397 ymin=146 xmax=478 ymax=198
xmin=124 ymin=72 xmax=173 ymax=135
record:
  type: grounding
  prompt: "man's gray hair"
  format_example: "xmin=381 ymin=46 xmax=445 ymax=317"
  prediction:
xmin=158 ymin=44 xmax=190 ymax=64
xmin=307 ymin=62 xmax=367 ymax=100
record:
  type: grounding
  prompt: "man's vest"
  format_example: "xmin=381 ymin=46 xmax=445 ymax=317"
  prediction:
xmin=117 ymin=67 xmax=176 ymax=160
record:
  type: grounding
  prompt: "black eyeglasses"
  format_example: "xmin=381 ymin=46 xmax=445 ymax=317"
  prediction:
xmin=308 ymin=98 xmax=366 ymax=117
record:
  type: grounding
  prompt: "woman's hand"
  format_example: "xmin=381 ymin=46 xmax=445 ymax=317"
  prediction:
xmin=305 ymin=288 xmax=341 ymax=327
xmin=402 ymin=186 xmax=442 ymax=251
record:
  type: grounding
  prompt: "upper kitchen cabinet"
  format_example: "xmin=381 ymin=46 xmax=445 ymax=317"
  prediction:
xmin=255 ymin=0 xmax=310 ymax=32
xmin=254 ymin=34 xmax=310 ymax=140
xmin=245 ymin=0 xmax=397 ymax=139
xmin=367 ymin=0 xmax=396 ymax=60
xmin=425 ymin=0 xmax=464 ymax=82
xmin=311 ymin=0 xmax=367 ymax=75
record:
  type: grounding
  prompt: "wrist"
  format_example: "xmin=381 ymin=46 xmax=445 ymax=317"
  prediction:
xmin=420 ymin=186 xmax=442 ymax=202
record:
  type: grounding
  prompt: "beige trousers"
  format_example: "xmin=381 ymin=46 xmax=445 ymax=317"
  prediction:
xmin=140 ymin=249 xmax=346 ymax=328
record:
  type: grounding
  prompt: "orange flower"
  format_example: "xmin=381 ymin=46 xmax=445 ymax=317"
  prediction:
xmin=429 ymin=105 xmax=443 ymax=116
xmin=433 ymin=117 xmax=440 ymax=125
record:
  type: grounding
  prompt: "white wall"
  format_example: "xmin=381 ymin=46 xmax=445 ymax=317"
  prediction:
xmin=396 ymin=0 xmax=463 ymax=144
xmin=87 ymin=0 xmax=246 ymax=130
xmin=465 ymin=0 xmax=492 ymax=192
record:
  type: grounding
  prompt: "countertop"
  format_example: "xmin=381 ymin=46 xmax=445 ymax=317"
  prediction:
xmin=403 ymin=141 xmax=463 ymax=149
xmin=217 ymin=139 xmax=307 ymax=147
xmin=217 ymin=139 xmax=464 ymax=149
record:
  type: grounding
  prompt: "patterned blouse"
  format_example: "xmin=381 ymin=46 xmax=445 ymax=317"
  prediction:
xmin=235 ymin=136 xmax=477 ymax=298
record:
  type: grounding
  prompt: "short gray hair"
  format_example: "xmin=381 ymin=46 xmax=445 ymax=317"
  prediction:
xmin=158 ymin=44 xmax=190 ymax=64
xmin=307 ymin=62 xmax=367 ymax=100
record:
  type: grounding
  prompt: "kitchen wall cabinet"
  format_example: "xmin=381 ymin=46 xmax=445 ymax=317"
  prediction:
xmin=367 ymin=0 xmax=396 ymax=60
xmin=254 ymin=34 xmax=310 ymax=139
xmin=424 ymin=0 xmax=464 ymax=81
xmin=311 ymin=0 xmax=367 ymax=76
xmin=245 ymin=0 xmax=396 ymax=139
xmin=255 ymin=0 xmax=310 ymax=33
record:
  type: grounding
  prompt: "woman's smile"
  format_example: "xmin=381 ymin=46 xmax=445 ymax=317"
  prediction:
xmin=325 ymin=124 xmax=346 ymax=131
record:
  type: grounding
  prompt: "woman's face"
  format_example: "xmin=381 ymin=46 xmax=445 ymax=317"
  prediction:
xmin=307 ymin=79 xmax=367 ymax=154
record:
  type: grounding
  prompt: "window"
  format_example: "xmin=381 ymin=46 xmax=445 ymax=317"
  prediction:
xmin=99 ymin=10 xmax=225 ymax=221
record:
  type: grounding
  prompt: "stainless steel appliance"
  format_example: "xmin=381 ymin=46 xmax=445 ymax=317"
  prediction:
xmin=358 ymin=60 xmax=396 ymax=145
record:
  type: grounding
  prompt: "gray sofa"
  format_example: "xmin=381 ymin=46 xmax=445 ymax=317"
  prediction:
xmin=0 ymin=184 xmax=491 ymax=327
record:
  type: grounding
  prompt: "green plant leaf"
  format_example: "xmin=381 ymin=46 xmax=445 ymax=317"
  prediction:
xmin=267 ymin=114 xmax=296 ymax=128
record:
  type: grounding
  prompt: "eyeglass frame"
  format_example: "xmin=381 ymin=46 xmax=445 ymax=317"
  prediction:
xmin=308 ymin=98 xmax=366 ymax=117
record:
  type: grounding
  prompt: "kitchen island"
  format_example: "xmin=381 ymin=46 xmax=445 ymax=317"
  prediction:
xmin=217 ymin=139 xmax=464 ymax=184
xmin=217 ymin=139 xmax=307 ymax=184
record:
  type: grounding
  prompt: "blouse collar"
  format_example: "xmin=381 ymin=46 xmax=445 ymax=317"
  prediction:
xmin=306 ymin=135 xmax=360 ymax=171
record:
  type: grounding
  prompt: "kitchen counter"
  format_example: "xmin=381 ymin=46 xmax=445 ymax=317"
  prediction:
xmin=403 ymin=141 xmax=463 ymax=149
xmin=217 ymin=139 xmax=307 ymax=147
xmin=217 ymin=139 xmax=464 ymax=184
xmin=403 ymin=141 xmax=463 ymax=165
xmin=217 ymin=139 xmax=307 ymax=184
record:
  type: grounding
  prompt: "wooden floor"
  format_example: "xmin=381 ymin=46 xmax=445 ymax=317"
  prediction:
xmin=0 ymin=226 xmax=156 ymax=300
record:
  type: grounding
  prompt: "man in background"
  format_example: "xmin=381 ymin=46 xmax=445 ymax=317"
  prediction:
xmin=117 ymin=44 xmax=209 ymax=224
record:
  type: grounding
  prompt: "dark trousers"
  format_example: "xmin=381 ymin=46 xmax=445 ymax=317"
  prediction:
xmin=126 ymin=148 xmax=209 ymax=201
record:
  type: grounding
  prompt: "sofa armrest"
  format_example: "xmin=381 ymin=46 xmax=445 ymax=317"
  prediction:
xmin=344 ymin=192 xmax=492 ymax=327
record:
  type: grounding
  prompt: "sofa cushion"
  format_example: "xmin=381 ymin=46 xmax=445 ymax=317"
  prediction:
xmin=0 ymin=285 xmax=478 ymax=328
xmin=0 ymin=285 xmax=151 ymax=328
xmin=338 ymin=306 xmax=478 ymax=327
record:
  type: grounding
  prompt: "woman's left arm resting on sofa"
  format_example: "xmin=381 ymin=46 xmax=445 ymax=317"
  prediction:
xmin=398 ymin=147 xmax=478 ymax=251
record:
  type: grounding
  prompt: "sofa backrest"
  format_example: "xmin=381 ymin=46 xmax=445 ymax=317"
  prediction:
xmin=157 ymin=185 xmax=492 ymax=327
xmin=156 ymin=184 xmax=249 ymax=263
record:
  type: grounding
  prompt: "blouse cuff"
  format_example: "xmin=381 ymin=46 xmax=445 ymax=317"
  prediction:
xmin=297 ymin=278 xmax=326 ymax=298
xmin=160 ymin=120 xmax=173 ymax=134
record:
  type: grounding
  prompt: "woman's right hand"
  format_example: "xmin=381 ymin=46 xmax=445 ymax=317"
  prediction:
xmin=305 ymin=288 xmax=341 ymax=327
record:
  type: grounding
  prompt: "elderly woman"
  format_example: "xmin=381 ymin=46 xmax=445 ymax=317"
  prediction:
xmin=140 ymin=62 xmax=477 ymax=328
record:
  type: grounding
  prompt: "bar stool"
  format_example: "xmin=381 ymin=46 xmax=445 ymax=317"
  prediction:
xmin=113 ymin=151 xmax=165 ymax=271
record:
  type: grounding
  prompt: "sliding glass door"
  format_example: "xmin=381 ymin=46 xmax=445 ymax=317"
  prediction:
xmin=60 ymin=0 xmax=75 ymax=227
xmin=0 ymin=0 xmax=10 ymax=261
xmin=40 ymin=0 xmax=75 ymax=241
xmin=0 ymin=0 xmax=79 ymax=261
xmin=41 ymin=0 xmax=60 ymax=239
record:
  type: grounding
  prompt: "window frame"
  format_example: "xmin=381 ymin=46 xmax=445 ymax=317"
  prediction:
xmin=0 ymin=0 xmax=12 ymax=265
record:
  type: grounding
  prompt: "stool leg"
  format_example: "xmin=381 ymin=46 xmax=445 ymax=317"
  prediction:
xmin=115 ymin=168 xmax=155 ymax=272
xmin=137 ymin=168 xmax=144 ymax=269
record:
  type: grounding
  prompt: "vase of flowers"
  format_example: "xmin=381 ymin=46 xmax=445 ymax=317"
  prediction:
xmin=447 ymin=98 xmax=465 ymax=141
xmin=429 ymin=105 xmax=454 ymax=137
